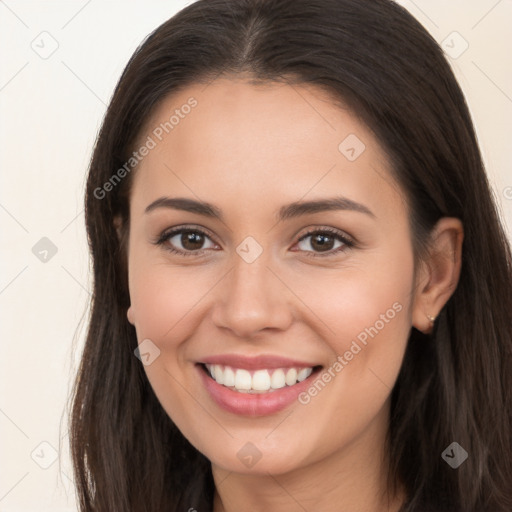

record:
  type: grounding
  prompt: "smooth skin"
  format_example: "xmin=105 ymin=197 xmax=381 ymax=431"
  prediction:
xmin=122 ymin=76 xmax=463 ymax=512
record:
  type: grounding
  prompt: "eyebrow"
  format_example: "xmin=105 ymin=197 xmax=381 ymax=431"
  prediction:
xmin=144 ymin=196 xmax=375 ymax=221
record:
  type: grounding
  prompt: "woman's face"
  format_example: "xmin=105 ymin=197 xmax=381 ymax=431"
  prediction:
xmin=125 ymin=77 xmax=419 ymax=475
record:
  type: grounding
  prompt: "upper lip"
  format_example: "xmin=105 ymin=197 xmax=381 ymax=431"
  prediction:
xmin=199 ymin=354 xmax=321 ymax=370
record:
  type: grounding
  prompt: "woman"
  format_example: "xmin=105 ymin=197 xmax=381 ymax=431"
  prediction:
xmin=69 ymin=0 xmax=512 ymax=510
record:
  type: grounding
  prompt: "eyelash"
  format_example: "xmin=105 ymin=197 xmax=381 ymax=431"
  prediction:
xmin=153 ymin=225 xmax=355 ymax=258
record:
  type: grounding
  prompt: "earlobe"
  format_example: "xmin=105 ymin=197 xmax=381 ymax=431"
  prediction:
xmin=411 ymin=217 xmax=464 ymax=334
xmin=127 ymin=306 xmax=135 ymax=325
xmin=411 ymin=260 xmax=437 ymax=334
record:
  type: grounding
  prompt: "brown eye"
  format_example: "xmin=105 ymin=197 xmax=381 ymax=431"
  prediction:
xmin=307 ymin=233 xmax=336 ymax=252
xmin=156 ymin=227 xmax=217 ymax=256
xmin=295 ymin=228 xmax=354 ymax=257
xmin=179 ymin=231 xmax=206 ymax=251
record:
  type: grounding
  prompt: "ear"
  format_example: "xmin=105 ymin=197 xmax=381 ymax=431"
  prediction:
xmin=114 ymin=214 xmax=133 ymax=324
xmin=411 ymin=217 xmax=464 ymax=334
xmin=127 ymin=306 xmax=135 ymax=325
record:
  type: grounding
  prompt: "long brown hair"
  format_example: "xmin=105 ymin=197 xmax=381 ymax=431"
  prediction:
xmin=69 ymin=0 xmax=512 ymax=510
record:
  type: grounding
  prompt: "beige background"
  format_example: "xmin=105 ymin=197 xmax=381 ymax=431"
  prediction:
xmin=0 ymin=0 xmax=511 ymax=510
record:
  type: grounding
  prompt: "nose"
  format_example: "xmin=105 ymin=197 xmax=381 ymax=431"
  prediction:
xmin=211 ymin=248 xmax=294 ymax=338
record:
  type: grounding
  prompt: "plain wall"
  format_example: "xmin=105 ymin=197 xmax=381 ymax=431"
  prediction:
xmin=0 ymin=1 xmax=511 ymax=510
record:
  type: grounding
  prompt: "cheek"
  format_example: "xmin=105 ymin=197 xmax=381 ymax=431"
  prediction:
xmin=293 ymin=250 xmax=414 ymax=414
xmin=128 ymin=251 xmax=214 ymax=342
xmin=129 ymin=271 xmax=183 ymax=340
xmin=127 ymin=260 xmax=220 ymax=450
xmin=278 ymin=263 xmax=413 ymax=465
xmin=296 ymin=251 xmax=414 ymax=354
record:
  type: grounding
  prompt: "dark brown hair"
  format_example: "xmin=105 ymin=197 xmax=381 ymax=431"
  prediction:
xmin=69 ymin=0 xmax=512 ymax=510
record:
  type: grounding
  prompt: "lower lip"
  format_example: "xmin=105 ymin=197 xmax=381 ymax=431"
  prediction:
xmin=197 ymin=364 xmax=321 ymax=417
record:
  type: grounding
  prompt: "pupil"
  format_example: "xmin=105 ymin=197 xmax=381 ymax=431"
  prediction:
xmin=182 ymin=231 xmax=204 ymax=250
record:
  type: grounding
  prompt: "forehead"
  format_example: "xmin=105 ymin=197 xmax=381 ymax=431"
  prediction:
xmin=129 ymin=77 xmax=406 ymax=221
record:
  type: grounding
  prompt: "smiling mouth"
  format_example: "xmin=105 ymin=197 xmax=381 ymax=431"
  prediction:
xmin=199 ymin=363 xmax=323 ymax=394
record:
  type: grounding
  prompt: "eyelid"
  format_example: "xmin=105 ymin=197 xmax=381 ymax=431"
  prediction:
xmin=155 ymin=223 xmax=217 ymax=242
xmin=295 ymin=226 xmax=355 ymax=245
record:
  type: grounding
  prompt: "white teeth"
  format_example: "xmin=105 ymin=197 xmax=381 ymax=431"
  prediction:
xmin=204 ymin=364 xmax=315 ymax=392
xmin=252 ymin=370 xmax=271 ymax=391
xmin=270 ymin=369 xmax=286 ymax=389
xmin=297 ymin=367 xmax=313 ymax=382
xmin=213 ymin=364 xmax=224 ymax=385
xmin=234 ymin=369 xmax=252 ymax=390
xmin=223 ymin=366 xmax=235 ymax=387
xmin=285 ymin=368 xmax=298 ymax=386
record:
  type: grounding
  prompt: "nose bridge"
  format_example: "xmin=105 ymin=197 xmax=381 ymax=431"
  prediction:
xmin=211 ymin=239 xmax=293 ymax=336
xmin=231 ymin=244 xmax=272 ymax=296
